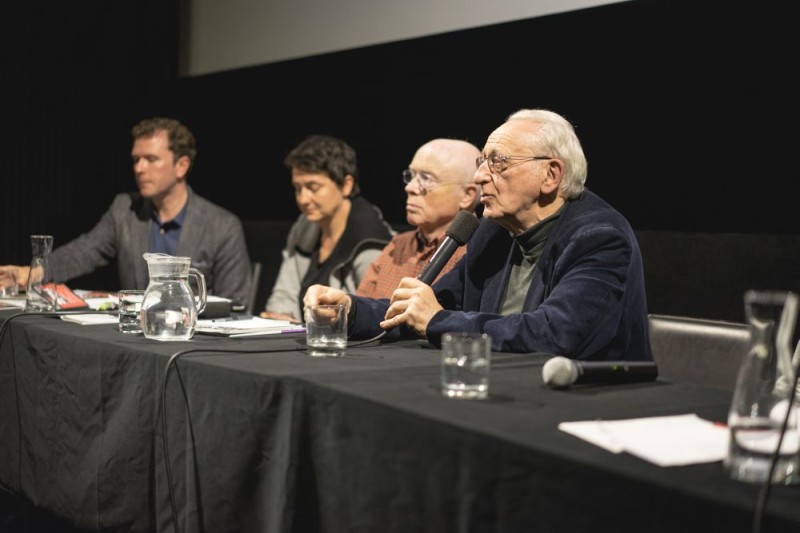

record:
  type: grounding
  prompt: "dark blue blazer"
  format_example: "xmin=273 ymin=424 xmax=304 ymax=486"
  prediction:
xmin=350 ymin=190 xmax=652 ymax=360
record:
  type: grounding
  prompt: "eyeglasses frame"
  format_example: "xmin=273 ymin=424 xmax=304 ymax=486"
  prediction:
xmin=402 ymin=168 xmax=460 ymax=194
xmin=475 ymin=154 xmax=553 ymax=174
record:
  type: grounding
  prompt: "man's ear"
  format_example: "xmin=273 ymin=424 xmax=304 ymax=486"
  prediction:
xmin=541 ymin=159 xmax=564 ymax=195
xmin=174 ymin=155 xmax=191 ymax=180
xmin=459 ymin=183 xmax=480 ymax=211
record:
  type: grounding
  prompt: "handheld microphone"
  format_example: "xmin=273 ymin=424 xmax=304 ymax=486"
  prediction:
xmin=381 ymin=211 xmax=479 ymax=335
xmin=542 ymin=356 xmax=658 ymax=389
xmin=418 ymin=211 xmax=480 ymax=285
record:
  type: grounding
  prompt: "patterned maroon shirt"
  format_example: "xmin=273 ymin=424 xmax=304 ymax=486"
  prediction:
xmin=355 ymin=229 xmax=467 ymax=298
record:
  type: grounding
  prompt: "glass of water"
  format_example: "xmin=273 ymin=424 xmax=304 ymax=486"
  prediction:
xmin=118 ymin=289 xmax=145 ymax=334
xmin=304 ymin=304 xmax=347 ymax=357
xmin=441 ymin=332 xmax=491 ymax=400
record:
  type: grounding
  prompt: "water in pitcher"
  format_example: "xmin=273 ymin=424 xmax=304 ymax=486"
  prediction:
xmin=140 ymin=253 xmax=207 ymax=341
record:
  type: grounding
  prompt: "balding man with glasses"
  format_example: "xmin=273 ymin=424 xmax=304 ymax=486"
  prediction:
xmin=305 ymin=109 xmax=652 ymax=360
xmin=355 ymin=138 xmax=481 ymax=298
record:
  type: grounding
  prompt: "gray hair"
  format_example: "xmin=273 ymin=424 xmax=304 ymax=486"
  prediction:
xmin=506 ymin=109 xmax=587 ymax=199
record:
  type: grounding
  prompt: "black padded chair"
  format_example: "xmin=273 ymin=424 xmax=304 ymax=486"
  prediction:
xmin=648 ymin=314 xmax=750 ymax=392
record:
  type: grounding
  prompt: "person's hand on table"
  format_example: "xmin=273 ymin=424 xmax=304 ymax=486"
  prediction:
xmin=303 ymin=284 xmax=352 ymax=314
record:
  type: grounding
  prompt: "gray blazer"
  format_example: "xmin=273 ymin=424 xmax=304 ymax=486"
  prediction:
xmin=48 ymin=190 xmax=252 ymax=305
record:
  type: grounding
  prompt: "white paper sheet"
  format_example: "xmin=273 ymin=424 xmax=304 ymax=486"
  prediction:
xmin=558 ymin=413 xmax=730 ymax=466
xmin=60 ymin=313 xmax=119 ymax=325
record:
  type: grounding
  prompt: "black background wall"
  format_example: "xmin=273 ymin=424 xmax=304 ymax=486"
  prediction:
xmin=166 ymin=0 xmax=800 ymax=232
xmin=2 ymin=0 xmax=799 ymax=319
xmin=1 ymin=0 xmax=179 ymax=266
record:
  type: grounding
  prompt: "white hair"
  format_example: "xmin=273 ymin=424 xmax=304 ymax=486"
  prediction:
xmin=506 ymin=109 xmax=587 ymax=199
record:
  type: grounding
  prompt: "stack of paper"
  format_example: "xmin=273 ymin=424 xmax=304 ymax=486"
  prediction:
xmin=195 ymin=317 xmax=306 ymax=337
xmin=0 ymin=298 xmax=27 ymax=309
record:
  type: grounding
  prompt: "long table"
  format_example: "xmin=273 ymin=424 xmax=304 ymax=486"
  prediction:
xmin=0 ymin=309 xmax=798 ymax=533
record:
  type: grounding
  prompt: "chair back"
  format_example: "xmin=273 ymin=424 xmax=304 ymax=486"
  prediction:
xmin=648 ymin=314 xmax=749 ymax=391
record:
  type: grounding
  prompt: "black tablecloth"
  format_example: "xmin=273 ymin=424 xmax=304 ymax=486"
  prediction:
xmin=0 ymin=309 xmax=798 ymax=533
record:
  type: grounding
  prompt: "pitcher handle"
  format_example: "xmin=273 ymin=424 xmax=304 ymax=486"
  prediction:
xmin=189 ymin=268 xmax=207 ymax=314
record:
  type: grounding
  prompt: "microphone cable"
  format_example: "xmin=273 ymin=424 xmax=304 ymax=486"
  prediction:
xmin=159 ymin=333 xmax=387 ymax=533
xmin=347 ymin=330 xmax=387 ymax=346
xmin=750 ymin=340 xmax=800 ymax=533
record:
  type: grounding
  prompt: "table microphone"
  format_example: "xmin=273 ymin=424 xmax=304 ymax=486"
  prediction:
xmin=418 ymin=211 xmax=480 ymax=285
xmin=542 ymin=356 xmax=658 ymax=389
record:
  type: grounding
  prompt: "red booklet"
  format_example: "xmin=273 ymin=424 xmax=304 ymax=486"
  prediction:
xmin=44 ymin=283 xmax=89 ymax=310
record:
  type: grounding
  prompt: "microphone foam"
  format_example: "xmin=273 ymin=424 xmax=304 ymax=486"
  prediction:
xmin=542 ymin=356 xmax=578 ymax=388
xmin=445 ymin=211 xmax=480 ymax=245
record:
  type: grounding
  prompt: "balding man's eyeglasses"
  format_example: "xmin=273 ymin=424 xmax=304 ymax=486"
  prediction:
xmin=476 ymin=153 xmax=553 ymax=174
xmin=402 ymin=168 xmax=440 ymax=194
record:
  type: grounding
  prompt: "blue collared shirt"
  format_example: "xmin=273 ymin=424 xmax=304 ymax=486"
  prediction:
xmin=149 ymin=198 xmax=188 ymax=256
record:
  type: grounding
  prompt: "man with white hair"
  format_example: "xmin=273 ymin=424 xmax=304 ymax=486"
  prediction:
xmin=306 ymin=109 xmax=652 ymax=360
